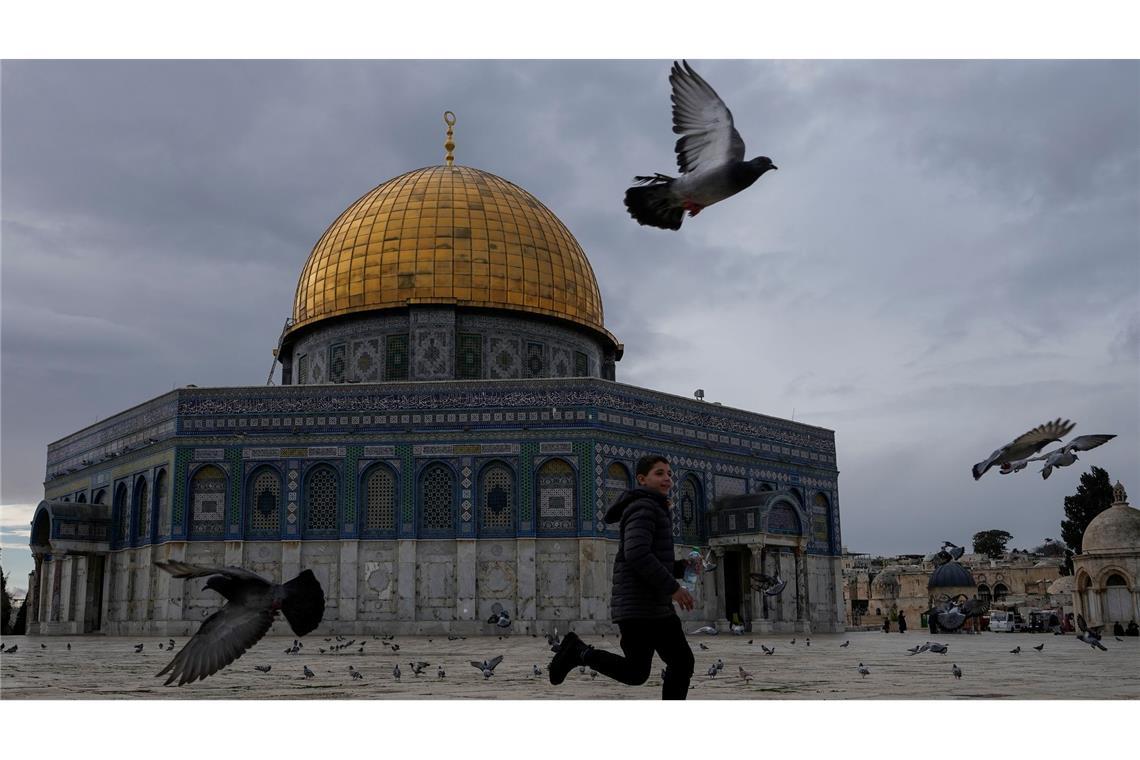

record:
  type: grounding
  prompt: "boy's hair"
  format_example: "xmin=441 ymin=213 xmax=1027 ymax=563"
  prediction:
xmin=635 ymin=454 xmax=669 ymax=478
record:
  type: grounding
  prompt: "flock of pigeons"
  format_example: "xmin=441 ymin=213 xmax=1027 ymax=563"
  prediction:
xmin=972 ymin=418 xmax=1115 ymax=481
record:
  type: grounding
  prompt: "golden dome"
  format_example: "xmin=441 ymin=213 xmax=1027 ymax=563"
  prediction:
xmin=288 ymin=165 xmax=610 ymax=340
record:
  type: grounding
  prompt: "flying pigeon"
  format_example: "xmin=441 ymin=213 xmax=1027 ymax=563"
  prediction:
xmin=153 ymin=560 xmax=325 ymax=687
xmin=471 ymin=655 xmax=504 ymax=679
xmin=973 ymin=418 xmax=1074 ymax=480
xmin=1035 ymin=434 xmax=1116 ymax=479
xmin=623 ymin=60 xmax=777 ymax=231
xmin=750 ymin=573 xmax=788 ymax=596
xmin=739 ymin=666 xmax=754 ymax=682
xmin=303 ymin=665 xmax=314 ymax=679
xmin=254 ymin=665 xmax=271 ymax=673
xmin=942 ymin=542 xmax=965 ymax=561
xmin=857 ymin=663 xmax=870 ymax=678
xmin=1076 ymin=615 xmax=1108 ymax=650
xmin=952 ymin=663 xmax=962 ymax=680
xmin=692 ymin=624 xmax=719 ymax=635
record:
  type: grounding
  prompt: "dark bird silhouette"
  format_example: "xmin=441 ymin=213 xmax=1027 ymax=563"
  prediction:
xmin=4 ymin=644 xmax=18 ymax=654
xmin=840 ymin=640 xmax=850 ymax=648
xmin=1033 ymin=643 xmax=1045 ymax=652
xmin=952 ymin=663 xmax=962 ymax=680
xmin=1010 ymin=646 xmax=1021 ymax=654
xmin=437 ymin=665 xmax=446 ymax=679
xmin=858 ymin=663 xmax=870 ymax=678
xmin=624 ymin=60 xmax=777 ymax=231
xmin=303 ymin=665 xmax=314 ymax=679
xmin=134 ymin=644 xmax=144 ymax=653
xmin=67 ymin=643 xmax=71 ymax=651
xmin=739 ymin=666 xmax=753 ymax=682
xmin=928 ymin=643 xmax=949 ymax=654
xmin=973 ymin=418 xmax=1074 ymax=479
xmin=393 ymin=663 xmax=401 ymax=680
xmin=254 ymin=665 xmax=271 ymax=673
xmin=706 ymin=663 xmax=718 ymax=678
xmin=1077 ymin=614 xmax=1108 ymax=650
xmin=699 ymin=642 xmax=710 ymax=650
xmin=153 ymin=560 xmax=325 ymax=687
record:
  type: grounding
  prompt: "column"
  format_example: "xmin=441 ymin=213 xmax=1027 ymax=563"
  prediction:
xmin=339 ymin=541 xmax=360 ymax=624
xmin=708 ymin=547 xmax=727 ymax=621
xmin=58 ymin=556 xmax=74 ymax=628
xmin=156 ymin=542 xmax=186 ymax=630
xmin=455 ymin=539 xmax=477 ymax=623
xmin=72 ymin=555 xmax=89 ymax=633
xmin=396 ymin=539 xmax=417 ymax=621
xmin=516 ymin=537 xmax=536 ymax=622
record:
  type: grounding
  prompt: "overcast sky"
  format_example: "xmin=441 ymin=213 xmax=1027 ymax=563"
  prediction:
xmin=2 ymin=58 xmax=1138 ymax=590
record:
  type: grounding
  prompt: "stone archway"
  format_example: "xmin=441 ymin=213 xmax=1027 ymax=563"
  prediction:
xmin=1104 ymin=573 xmax=1133 ymax=624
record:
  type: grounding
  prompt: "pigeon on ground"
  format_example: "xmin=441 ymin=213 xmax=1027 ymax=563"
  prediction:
xmin=858 ymin=663 xmax=870 ymax=678
xmin=928 ymin=643 xmax=949 ymax=655
xmin=623 ymin=60 xmax=777 ymax=231
xmin=1115 ymin=636 xmax=1124 ymax=642
xmin=789 ymin=638 xmax=796 ymax=646
xmin=40 ymin=643 xmax=46 ymax=649
xmin=158 ymin=643 xmax=164 ymax=650
xmin=739 ymin=666 xmax=753 ymax=682
xmin=533 ymin=664 xmax=543 ymax=677
xmin=706 ymin=664 xmax=718 ymax=678
xmin=761 ymin=645 xmax=774 ymax=656
xmin=303 ymin=665 xmax=314 ymax=679
xmin=730 ymin=623 xmax=745 ymax=635
xmin=410 ymin=661 xmax=430 ymax=676
xmin=1033 ymin=643 xmax=1045 ymax=651
xmin=952 ymin=663 xmax=962 ymax=680
xmin=134 ymin=644 xmax=145 ymax=653
xmin=351 ymin=669 xmax=363 ymax=681
xmin=692 ymin=624 xmax=719 ymax=635
xmin=714 ymin=658 xmax=725 ymax=671
xmin=153 ymin=560 xmax=325 ymax=687
xmin=3 ymin=644 xmax=17 ymax=653
xmin=437 ymin=666 xmax=446 ymax=679
xmin=840 ymin=640 xmax=850 ymax=648
xmin=254 ymin=665 xmax=271 ymax=673
xmin=393 ymin=663 xmax=401 ymax=680
xmin=67 ymin=643 xmax=71 ymax=651
xmin=1035 ymin=434 xmax=1116 ymax=479
xmin=699 ymin=642 xmax=710 ymax=650
xmin=973 ymin=418 xmax=1074 ymax=480
xmin=589 ymin=669 xmax=599 ymax=679
xmin=806 ymin=638 xmax=811 ymax=647
xmin=1010 ymin=646 xmax=1021 ymax=654
xmin=471 ymin=655 xmax=504 ymax=679
xmin=747 ymin=639 xmax=753 ymax=645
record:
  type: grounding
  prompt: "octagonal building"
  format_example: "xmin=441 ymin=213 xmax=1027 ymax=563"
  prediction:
xmin=28 ymin=156 xmax=844 ymax=637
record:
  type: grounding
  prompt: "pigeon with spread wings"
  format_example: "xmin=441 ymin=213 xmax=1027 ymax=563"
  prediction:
xmin=624 ymin=60 xmax=777 ymax=230
xmin=1035 ymin=434 xmax=1116 ymax=480
xmin=972 ymin=418 xmax=1074 ymax=480
xmin=154 ymin=560 xmax=325 ymax=686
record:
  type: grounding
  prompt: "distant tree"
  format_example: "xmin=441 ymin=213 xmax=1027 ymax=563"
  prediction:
xmin=1031 ymin=539 xmax=1067 ymax=557
xmin=1060 ymin=466 xmax=1114 ymax=553
xmin=973 ymin=529 xmax=1014 ymax=559
xmin=0 ymin=566 xmax=11 ymax=635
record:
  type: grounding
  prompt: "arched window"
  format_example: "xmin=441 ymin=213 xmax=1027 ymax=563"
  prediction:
xmin=155 ymin=469 xmax=169 ymax=537
xmin=134 ymin=476 xmax=150 ymax=542
xmin=537 ymin=458 xmax=576 ymax=535
xmin=361 ymin=464 xmax=398 ymax=537
xmin=680 ymin=474 xmax=703 ymax=542
xmin=248 ymin=467 xmax=282 ymax=537
xmin=189 ymin=465 xmax=227 ymax=538
xmin=93 ymin=489 xmax=106 ymax=505
xmin=419 ymin=463 xmax=455 ymax=536
xmin=303 ymin=465 xmax=339 ymax=538
xmin=478 ymin=462 xmax=515 ymax=536
xmin=603 ymin=462 xmax=631 ymax=536
xmin=993 ymin=583 xmax=1009 ymax=602
xmin=114 ymin=483 xmax=129 ymax=542
xmin=1106 ymin=573 xmax=1127 ymax=586
xmin=767 ymin=500 xmax=802 ymax=535
xmin=977 ymin=584 xmax=991 ymax=604
xmin=77 ymin=492 xmax=87 ymax=503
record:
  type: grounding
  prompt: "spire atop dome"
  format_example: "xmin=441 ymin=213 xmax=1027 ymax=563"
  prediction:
xmin=444 ymin=111 xmax=456 ymax=166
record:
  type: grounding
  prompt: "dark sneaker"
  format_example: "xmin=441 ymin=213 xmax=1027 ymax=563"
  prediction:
xmin=548 ymin=631 xmax=583 ymax=685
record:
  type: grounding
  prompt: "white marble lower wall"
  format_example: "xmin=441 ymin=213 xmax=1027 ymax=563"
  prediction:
xmin=65 ymin=539 xmax=845 ymax=636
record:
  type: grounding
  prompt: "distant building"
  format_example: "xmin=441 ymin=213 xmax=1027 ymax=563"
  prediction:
xmin=1073 ymin=481 xmax=1139 ymax=630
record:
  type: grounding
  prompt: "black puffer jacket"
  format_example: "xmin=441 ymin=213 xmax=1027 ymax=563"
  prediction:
xmin=605 ymin=487 xmax=684 ymax=622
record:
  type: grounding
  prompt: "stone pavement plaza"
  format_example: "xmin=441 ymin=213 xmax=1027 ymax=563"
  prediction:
xmin=1 ymin=630 xmax=1137 ymax=699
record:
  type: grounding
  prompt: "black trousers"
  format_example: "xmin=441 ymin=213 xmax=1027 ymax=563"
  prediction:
xmin=583 ymin=614 xmax=695 ymax=699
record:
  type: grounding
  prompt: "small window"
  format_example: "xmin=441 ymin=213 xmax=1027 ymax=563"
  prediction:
xmin=329 ymin=343 xmax=347 ymax=383
xmin=525 ymin=342 xmax=544 ymax=378
xmin=574 ymin=351 xmax=588 ymax=377
xmin=297 ymin=354 xmax=308 ymax=385
xmin=457 ymin=333 xmax=483 ymax=379
xmin=386 ymin=335 xmax=409 ymax=380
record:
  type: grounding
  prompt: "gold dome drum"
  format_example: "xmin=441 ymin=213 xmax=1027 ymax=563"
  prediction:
xmin=288 ymin=165 xmax=608 ymax=340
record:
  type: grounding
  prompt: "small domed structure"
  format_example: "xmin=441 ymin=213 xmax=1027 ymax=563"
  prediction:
xmin=929 ymin=561 xmax=975 ymax=589
xmin=1082 ymin=483 xmax=1140 ymax=554
xmin=1073 ymin=481 xmax=1140 ymax=628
